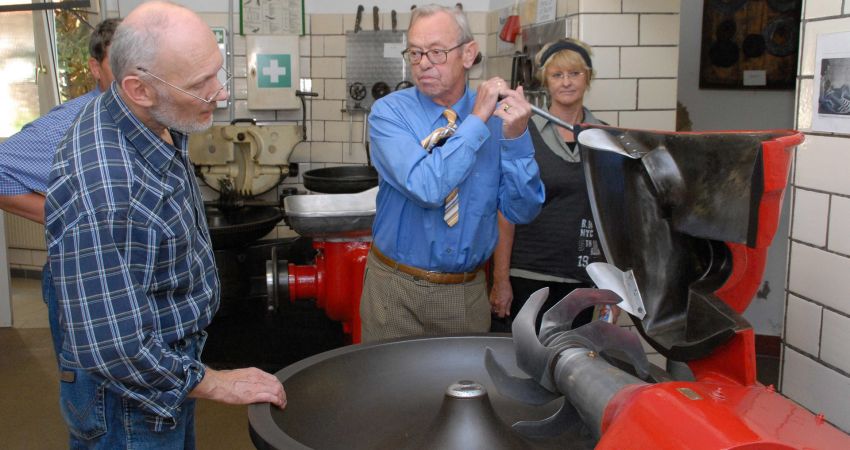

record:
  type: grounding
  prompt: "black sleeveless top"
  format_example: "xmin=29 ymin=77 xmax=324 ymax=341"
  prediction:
xmin=509 ymin=120 xmax=605 ymax=283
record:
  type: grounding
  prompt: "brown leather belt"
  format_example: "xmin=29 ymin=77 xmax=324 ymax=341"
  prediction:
xmin=371 ymin=246 xmax=482 ymax=284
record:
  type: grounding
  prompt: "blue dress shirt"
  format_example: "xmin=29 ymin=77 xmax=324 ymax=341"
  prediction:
xmin=0 ymin=89 xmax=99 ymax=195
xmin=368 ymin=86 xmax=544 ymax=273
xmin=45 ymin=85 xmax=219 ymax=430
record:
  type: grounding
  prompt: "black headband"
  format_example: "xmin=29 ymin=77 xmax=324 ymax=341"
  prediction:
xmin=539 ymin=41 xmax=592 ymax=69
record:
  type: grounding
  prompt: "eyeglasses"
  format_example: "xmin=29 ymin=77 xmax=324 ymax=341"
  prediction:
xmin=549 ymin=70 xmax=586 ymax=81
xmin=401 ymin=42 xmax=467 ymax=65
xmin=136 ymin=66 xmax=232 ymax=104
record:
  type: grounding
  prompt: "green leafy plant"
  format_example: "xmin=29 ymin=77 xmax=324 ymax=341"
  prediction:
xmin=55 ymin=10 xmax=93 ymax=101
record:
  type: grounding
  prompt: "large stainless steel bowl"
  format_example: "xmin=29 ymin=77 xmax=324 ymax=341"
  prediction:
xmin=248 ymin=335 xmax=594 ymax=450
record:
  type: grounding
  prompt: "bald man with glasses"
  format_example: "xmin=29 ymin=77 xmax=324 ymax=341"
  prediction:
xmin=359 ymin=4 xmax=544 ymax=342
xmin=44 ymin=2 xmax=284 ymax=448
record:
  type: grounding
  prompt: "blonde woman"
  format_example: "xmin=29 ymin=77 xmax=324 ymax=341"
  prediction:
xmin=490 ymin=38 xmax=609 ymax=331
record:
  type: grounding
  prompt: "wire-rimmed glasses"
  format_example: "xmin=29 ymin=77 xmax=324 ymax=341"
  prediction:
xmin=136 ymin=66 xmax=231 ymax=104
xmin=548 ymin=70 xmax=586 ymax=81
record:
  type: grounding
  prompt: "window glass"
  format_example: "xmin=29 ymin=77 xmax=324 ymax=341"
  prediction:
xmin=0 ymin=5 xmax=37 ymax=137
xmin=0 ymin=4 xmax=93 ymax=138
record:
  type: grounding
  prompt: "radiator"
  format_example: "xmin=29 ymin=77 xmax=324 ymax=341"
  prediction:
xmin=4 ymin=214 xmax=45 ymax=250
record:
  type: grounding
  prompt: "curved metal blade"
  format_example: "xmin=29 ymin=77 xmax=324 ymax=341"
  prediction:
xmin=513 ymin=400 xmax=582 ymax=439
xmin=484 ymin=348 xmax=559 ymax=405
xmin=566 ymin=320 xmax=651 ymax=379
xmin=539 ymin=288 xmax=622 ymax=344
xmin=512 ymin=287 xmax=555 ymax=389
xmin=577 ymin=128 xmax=637 ymax=159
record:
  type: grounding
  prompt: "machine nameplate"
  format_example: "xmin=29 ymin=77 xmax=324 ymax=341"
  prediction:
xmin=677 ymin=387 xmax=703 ymax=400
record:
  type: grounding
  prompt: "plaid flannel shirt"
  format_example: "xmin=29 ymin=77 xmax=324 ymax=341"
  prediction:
xmin=45 ymin=84 xmax=219 ymax=430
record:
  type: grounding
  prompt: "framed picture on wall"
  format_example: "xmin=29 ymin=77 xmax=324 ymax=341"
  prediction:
xmin=811 ymin=32 xmax=850 ymax=134
xmin=699 ymin=0 xmax=802 ymax=90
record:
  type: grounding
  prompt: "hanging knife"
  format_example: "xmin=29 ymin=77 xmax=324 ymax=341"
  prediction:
xmin=391 ymin=10 xmax=397 ymax=32
xmin=373 ymin=6 xmax=380 ymax=31
xmin=354 ymin=5 xmax=363 ymax=33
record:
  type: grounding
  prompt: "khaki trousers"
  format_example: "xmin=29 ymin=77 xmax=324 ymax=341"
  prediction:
xmin=359 ymin=251 xmax=490 ymax=343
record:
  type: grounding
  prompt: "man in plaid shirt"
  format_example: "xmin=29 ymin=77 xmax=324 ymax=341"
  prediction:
xmin=44 ymin=2 xmax=284 ymax=448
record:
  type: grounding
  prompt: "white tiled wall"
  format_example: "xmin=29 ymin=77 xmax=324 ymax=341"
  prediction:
xmin=788 ymin=243 xmax=850 ymax=312
xmin=783 ymin=0 xmax=850 ymax=433
xmin=795 ymin=135 xmax=850 ymax=195
xmin=821 ymin=310 xmax=850 ymax=374
xmin=805 ymin=0 xmax=843 ymax=20
xmin=782 ymin=348 xmax=850 ymax=432
xmin=488 ymin=2 xmax=678 ymax=130
xmin=785 ymin=294 xmax=821 ymax=356
xmin=622 ymin=0 xmax=679 ymax=13
xmin=638 ymin=79 xmax=677 ymax=109
xmin=639 ymin=14 xmax=679 ymax=45
xmin=574 ymin=1 xmax=680 ymax=130
xmin=828 ymin=196 xmax=850 ymax=255
xmin=580 ymin=15 xmax=639 ymax=46
xmin=791 ymin=188 xmax=829 ymax=246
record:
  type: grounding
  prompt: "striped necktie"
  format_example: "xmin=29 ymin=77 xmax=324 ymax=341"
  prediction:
xmin=421 ymin=109 xmax=458 ymax=150
xmin=420 ymin=109 xmax=460 ymax=227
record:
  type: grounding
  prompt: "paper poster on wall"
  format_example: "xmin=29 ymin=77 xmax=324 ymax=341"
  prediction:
xmin=536 ymin=0 xmax=556 ymax=24
xmin=812 ymin=31 xmax=850 ymax=134
xmin=240 ymin=0 xmax=304 ymax=35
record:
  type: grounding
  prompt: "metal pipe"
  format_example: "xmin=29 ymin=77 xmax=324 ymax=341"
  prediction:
xmin=501 ymin=93 xmax=574 ymax=130
xmin=553 ymin=347 xmax=645 ymax=438
xmin=529 ymin=103 xmax=573 ymax=131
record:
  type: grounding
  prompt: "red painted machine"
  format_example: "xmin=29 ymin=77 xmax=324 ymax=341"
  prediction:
xmin=268 ymin=187 xmax=376 ymax=344
xmin=281 ymin=239 xmax=369 ymax=343
xmin=516 ymin=126 xmax=850 ymax=448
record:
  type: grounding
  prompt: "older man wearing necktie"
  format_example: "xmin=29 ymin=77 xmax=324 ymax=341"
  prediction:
xmin=361 ymin=3 xmax=544 ymax=342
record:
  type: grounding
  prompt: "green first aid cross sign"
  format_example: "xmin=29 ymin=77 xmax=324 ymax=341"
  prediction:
xmin=257 ymin=54 xmax=292 ymax=88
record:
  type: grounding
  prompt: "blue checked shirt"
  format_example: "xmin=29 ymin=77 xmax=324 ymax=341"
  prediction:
xmin=0 ymin=89 xmax=99 ymax=195
xmin=44 ymin=85 xmax=219 ymax=429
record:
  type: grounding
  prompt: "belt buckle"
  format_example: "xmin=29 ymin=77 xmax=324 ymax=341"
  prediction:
xmin=423 ymin=270 xmax=441 ymax=283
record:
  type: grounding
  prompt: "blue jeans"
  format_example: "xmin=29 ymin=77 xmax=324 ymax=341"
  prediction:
xmin=42 ymin=264 xmax=62 ymax=366
xmin=58 ymin=330 xmax=206 ymax=449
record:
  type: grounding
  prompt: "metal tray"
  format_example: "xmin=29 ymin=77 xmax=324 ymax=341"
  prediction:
xmin=284 ymin=187 xmax=377 ymax=237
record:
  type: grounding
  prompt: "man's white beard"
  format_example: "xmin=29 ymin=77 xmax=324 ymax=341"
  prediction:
xmin=150 ymin=86 xmax=213 ymax=134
